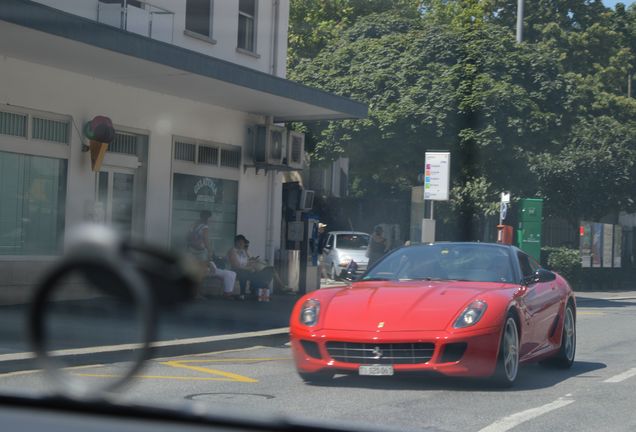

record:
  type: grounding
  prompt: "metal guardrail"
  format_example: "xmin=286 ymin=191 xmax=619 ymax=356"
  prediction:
xmin=97 ymin=0 xmax=174 ymax=43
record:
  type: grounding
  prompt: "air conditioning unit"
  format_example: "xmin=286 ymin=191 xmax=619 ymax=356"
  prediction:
xmin=298 ymin=189 xmax=315 ymax=211
xmin=287 ymin=131 xmax=305 ymax=169
xmin=251 ymin=125 xmax=287 ymax=165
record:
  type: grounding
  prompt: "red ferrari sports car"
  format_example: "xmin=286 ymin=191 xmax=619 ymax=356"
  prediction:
xmin=290 ymin=242 xmax=576 ymax=387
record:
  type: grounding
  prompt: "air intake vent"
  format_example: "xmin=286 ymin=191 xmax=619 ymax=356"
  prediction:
xmin=220 ymin=147 xmax=241 ymax=168
xmin=174 ymin=141 xmax=196 ymax=162
xmin=32 ymin=117 xmax=69 ymax=143
xmin=198 ymin=145 xmax=219 ymax=165
xmin=109 ymin=132 xmax=138 ymax=155
xmin=0 ymin=111 xmax=27 ymax=138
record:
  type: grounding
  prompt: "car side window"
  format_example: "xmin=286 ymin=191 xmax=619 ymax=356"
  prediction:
xmin=326 ymin=235 xmax=334 ymax=249
xmin=529 ymin=256 xmax=541 ymax=272
xmin=517 ymin=252 xmax=534 ymax=278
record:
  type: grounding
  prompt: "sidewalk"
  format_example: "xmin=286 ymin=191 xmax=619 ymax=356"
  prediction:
xmin=0 ymin=293 xmax=302 ymax=373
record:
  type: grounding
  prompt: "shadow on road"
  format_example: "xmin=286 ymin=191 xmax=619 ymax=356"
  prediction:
xmin=575 ymin=296 xmax=636 ymax=308
xmin=307 ymin=360 xmax=607 ymax=392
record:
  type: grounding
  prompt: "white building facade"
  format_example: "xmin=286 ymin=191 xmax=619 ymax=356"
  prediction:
xmin=0 ymin=0 xmax=366 ymax=302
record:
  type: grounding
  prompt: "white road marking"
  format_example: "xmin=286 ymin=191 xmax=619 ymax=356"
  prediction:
xmin=604 ymin=367 xmax=636 ymax=383
xmin=0 ymin=327 xmax=289 ymax=362
xmin=478 ymin=397 xmax=574 ymax=432
xmin=0 ymin=363 xmax=104 ymax=378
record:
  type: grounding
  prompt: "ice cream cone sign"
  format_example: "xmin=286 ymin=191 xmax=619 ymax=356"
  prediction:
xmin=83 ymin=116 xmax=115 ymax=172
xmin=89 ymin=140 xmax=109 ymax=172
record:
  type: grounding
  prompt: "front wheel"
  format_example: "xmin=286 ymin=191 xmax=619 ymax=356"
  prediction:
xmin=492 ymin=314 xmax=520 ymax=387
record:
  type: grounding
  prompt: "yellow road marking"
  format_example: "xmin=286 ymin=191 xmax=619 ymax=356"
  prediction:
xmin=154 ymin=345 xmax=265 ymax=362
xmin=169 ymin=357 xmax=290 ymax=364
xmin=161 ymin=360 xmax=258 ymax=383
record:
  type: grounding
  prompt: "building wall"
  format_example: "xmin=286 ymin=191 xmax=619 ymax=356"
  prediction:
xmin=0 ymin=55 xmax=283 ymax=299
xmin=31 ymin=0 xmax=289 ymax=77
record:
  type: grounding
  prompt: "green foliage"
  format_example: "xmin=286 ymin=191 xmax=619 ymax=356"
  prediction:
xmin=542 ymin=247 xmax=582 ymax=283
xmin=288 ymin=0 xmax=636 ymax=236
xmin=288 ymin=0 xmax=421 ymax=68
xmin=530 ymin=115 xmax=636 ymax=222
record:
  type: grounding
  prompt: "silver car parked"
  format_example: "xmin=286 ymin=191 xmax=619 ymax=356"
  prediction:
xmin=322 ymin=231 xmax=370 ymax=280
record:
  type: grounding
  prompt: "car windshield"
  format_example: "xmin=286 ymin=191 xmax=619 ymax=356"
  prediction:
xmin=363 ymin=244 xmax=515 ymax=283
xmin=1 ymin=0 xmax=636 ymax=431
xmin=336 ymin=234 xmax=369 ymax=250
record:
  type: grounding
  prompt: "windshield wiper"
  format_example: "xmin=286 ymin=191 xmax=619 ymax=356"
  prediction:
xmin=359 ymin=277 xmax=395 ymax=282
xmin=400 ymin=277 xmax=448 ymax=281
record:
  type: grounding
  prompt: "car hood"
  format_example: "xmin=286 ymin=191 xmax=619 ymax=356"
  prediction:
xmin=322 ymin=280 xmax=508 ymax=331
xmin=335 ymin=248 xmax=368 ymax=263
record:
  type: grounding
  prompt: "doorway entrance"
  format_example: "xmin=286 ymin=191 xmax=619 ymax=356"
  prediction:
xmin=96 ymin=166 xmax=136 ymax=237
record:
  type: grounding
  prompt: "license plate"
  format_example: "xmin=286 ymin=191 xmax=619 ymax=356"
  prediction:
xmin=359 ymin=365 xmax=394 ymax=376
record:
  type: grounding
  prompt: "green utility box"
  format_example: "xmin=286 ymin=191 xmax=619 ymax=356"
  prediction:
xmin=516 ymin=198 xmax=543 ymax=261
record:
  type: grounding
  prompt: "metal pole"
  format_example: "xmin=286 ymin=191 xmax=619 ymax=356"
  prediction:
xmin=430 ymin=201 xmax=434 ymax=220
xmin=516 ymin=0 xmax=524 ymax=43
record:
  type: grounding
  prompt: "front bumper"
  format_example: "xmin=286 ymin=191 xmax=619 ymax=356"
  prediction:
xmin=291 ymin=326 xmax=501 ymax=378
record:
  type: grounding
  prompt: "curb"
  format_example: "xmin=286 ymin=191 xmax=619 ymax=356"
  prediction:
xmin=0 ymin=327 xmax=290 ymax=374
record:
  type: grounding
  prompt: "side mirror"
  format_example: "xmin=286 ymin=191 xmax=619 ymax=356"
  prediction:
xmin=339 ymin=269 xmax=358 ymax=282
xmin=522 ymin=268 xmax=556 ymax=285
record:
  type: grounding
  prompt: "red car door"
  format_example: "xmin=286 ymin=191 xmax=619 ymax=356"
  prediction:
xmin=516 ymin=252 xmax=559 ymax=358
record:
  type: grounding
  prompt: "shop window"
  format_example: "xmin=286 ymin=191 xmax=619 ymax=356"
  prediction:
xmin=0 ymin=151 xmax=67 ymax=255
xmin=171 ymin=173 xmax=238 ymax=255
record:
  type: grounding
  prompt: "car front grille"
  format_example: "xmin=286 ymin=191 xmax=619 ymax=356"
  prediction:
xmin=326 ymin=341 xmax=435 ymax=365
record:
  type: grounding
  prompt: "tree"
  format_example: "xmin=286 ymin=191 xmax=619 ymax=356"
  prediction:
xmin=288 ymin=0 xmax=636 ymax=239
xmin=288 ymin=0 xmax=421 ymax=69
xmin=531 ymin=116 xmax=636 ymax=225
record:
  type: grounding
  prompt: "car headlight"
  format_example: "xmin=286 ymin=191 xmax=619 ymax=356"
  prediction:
xmin=300 ymin=299 xmax=320 ymax=326
xmin=339 ymin=256 xmax=352 ymax=266
xmin=453 ymin=301 xmax=487 ymax=328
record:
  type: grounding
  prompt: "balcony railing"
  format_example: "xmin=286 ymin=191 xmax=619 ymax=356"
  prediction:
xmin=97 ymin=0 xmax=174 ymax=43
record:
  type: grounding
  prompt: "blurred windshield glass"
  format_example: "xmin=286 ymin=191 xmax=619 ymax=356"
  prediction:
xmin=0 ymin=0 xmax=635 ymax=430
xmin=336 ymin=234 xmax=369 ymax=250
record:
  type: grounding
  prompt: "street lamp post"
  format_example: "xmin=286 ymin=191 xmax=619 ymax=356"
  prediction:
xmin=516 ymin=0 xmax=524 ymax=43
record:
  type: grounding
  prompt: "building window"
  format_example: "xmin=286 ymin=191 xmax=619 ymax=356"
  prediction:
xmin=185 ymin=0 xmax=213 ymax=38
xmin=238 ymin=0 xmax=256 ymax=52
xmin=171 ymin=173 xmax=238 ymax=255
xmin=0 ymin=151 xmax=67 ymax=255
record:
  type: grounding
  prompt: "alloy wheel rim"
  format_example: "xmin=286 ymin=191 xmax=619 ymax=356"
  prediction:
xmin=564 ymin=307 xmax=575 ymax=361
xmin=503 ymin=318 xmax=519 ymax=381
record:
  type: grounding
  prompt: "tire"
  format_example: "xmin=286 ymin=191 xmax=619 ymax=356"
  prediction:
xmin=546 ymin=304 xmax=576 ymax=369
xmin=492 ymin=314 xmax=520 ymax=388
xmin=298 ymin=371 xmax=334 ymax=384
